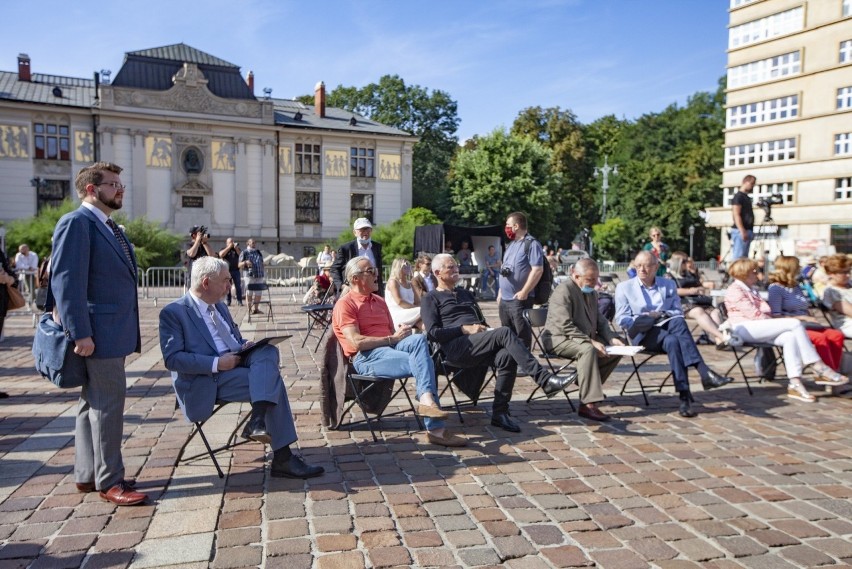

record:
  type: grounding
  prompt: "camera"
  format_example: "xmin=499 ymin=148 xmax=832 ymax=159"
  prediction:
xmin=198 ymin=226 xmax=211 ymax=239
xmin=756 ymin=193 xmax=783 ymax=216
xmin=500 ymin=266 xmax=513 ymax=277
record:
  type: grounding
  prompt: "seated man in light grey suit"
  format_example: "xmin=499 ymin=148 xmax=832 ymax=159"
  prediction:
xmin=159 ymin=257 xmax=323 ymax=479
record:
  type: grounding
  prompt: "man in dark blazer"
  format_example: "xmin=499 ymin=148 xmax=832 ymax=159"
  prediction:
xmin=411 ymin=253 xmax=437 ymax=298
xmin=159 ymin=257 xmax=323 ymax=479
xmin=542 ymin=259 xmax=624 ymax=422
xmin=51 ymin=162 xmax=146 ymax=505
xmin=331 ymin=218 xmax=383 ymax=295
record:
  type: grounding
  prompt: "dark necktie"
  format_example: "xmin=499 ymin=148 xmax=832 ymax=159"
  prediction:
xmin=208 ymin=305 xmax=242 ymax=352
xmin=106 ymin=218 xmax=133 ymax=266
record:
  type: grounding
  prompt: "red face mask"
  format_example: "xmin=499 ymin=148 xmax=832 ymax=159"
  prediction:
xmin=504 ymin=226 xmax=516 ymax=240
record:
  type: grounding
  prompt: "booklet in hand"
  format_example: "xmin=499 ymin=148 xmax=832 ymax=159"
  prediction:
xmin=236 ymin=335 xmax=292 ymax=358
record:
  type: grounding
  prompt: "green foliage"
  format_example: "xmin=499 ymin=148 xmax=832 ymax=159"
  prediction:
xmin=448 ymin=128 xmax=561 ymax=238
xmin=111 ymin=214 xmax=183 ymax=272
xmin=591 ymin=218 xmax=631 ymax=261
xmin=3 ymin=200 xmax=77 ymax=260
xmin=334 ymin=207 xmax=442 ymax=261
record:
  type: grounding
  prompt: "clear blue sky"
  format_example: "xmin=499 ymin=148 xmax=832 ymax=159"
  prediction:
xmin=0 ymin=0 xmax=729 ymax=141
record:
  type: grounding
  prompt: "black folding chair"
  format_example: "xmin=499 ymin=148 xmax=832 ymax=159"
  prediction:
xmin=714 ymin=303 xmax=776 ymax=391
xmin=523 ymin=307 xmax=576 ymax=409
xmin=247 ymin=282 xmax=274 ymax=323
xmin=618 ymin=341 xmax=674 ymax=406
xmin=432 ymin=342 xmax=497 ymax=423
xmin=300 ymin=288 xmax=335 ymax=351
xmin=174 ymin=397 xmax=253 ymax=479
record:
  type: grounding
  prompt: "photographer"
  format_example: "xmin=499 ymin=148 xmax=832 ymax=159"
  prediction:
xmin=186 ymin=225 xmax=215 ymax=277
xmin=731 ymin=175 xmax=756 ymax=260
xmin=239 ymin=238 xmax=265 ymax=315
xmin=218 ymin=237 xmax=243 ymax=307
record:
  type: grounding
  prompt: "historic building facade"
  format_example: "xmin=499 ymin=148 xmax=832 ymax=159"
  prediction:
xmin=708 ymin=0 xmax=852 ymax=257
xmin=0 ymin=44 xmax=416 ymax=258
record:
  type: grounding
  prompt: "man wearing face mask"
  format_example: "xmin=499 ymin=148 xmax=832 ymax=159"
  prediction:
xmin=499 ymin=212 xmax=543 ymax=347
xmin=331 ymin=218 xmax=384 ymax=295
xmin=542 ymin=259 xmax=624 ymax=421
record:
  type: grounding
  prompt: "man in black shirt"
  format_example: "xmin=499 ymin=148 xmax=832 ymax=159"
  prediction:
xmin=421 ymin=254 xmax=577 ymax=433
xmin=731 ymin=175 xmax=756 ymax=260
xmin=218 ymin=237 xmax=243 ymax=306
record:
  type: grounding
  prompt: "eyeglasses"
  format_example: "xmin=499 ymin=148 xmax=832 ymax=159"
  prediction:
xmin=356 ymin=267 xmax=377 ymax=275
xmin=97 ymin=182 xmax=126 ymax=191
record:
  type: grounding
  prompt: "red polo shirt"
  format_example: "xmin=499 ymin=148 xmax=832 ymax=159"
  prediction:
xmin=332 ymin=292 xmax=394 ymax=357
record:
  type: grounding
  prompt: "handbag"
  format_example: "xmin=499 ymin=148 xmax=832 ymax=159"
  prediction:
xmin=5 ymin=283 xmax=25 ymax=310
xmin=32 ymin=312 xmax=88 ymax=388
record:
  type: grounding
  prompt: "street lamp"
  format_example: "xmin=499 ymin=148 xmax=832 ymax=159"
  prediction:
xmin=689 ymin=225 xmax=695 ymax=259
xmin=593 ymin=156 xmax=618 ymax=222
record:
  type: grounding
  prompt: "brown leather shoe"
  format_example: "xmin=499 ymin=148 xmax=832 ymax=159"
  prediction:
xmin=426 ymin=430 xmax=468 ymax=447
xmin=416 ymin=403 xmax=449 ymax=419
xmin=77 ymin=478 xmax=136 ymax=493
xmin=578 ymin=403 xmax=610 ymax=422
xmin=99 ymin=480 xmax=147 ymax=506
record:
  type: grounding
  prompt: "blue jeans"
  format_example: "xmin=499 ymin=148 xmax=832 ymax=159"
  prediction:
xmin=481 ymin=268 xmax=500 ymax=292
xmin=731 ymin=229 xmax=752 ymax=260
xmin=352 ymin=334 xmax=443 ymax=431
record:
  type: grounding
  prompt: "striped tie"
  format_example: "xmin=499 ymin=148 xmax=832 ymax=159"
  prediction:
xmin=106 ymin=218 xmax=133 ymax=266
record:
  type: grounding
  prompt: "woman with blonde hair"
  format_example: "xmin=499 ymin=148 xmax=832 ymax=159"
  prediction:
xmin=725 ymin=259 xmax=847 ymax=403
xmin=768 ymin=255 xmax=846 ymax=372
xmin=643 ymin=227 xmax=670 ymax=276
xmin=667 ymin=252 xmax=736 ymax=348
xmin=385 ymin=257 xmax=422 ymax=329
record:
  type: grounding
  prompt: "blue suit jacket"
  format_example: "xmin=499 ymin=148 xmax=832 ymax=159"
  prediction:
xmin=51 ymin=205 xmax=140 ymax=358
xmin=159 ymin=293 xmax=251 ymax=421
xmin=614 ymin=276 xmax=683 ymax=343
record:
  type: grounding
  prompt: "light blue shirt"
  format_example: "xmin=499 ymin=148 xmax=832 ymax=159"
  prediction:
xmin=499 ymin=236 xmax=543 ymax=300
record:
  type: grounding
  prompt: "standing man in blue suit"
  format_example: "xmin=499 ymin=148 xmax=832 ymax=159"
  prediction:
xmin=159 ymin=257 xmax=323 ymax=479
xmin=614 ymin=251 xmax=733 ymax=418
xmin=51 ymin=162 xmax=147 ymax=506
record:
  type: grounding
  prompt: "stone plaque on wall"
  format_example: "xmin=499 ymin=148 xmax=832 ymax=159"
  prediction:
xmin=182 ymin=195 xmax=204 ymax=208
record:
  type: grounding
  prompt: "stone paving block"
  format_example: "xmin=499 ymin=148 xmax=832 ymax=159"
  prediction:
xmin=458 ymin=547 xmax=502 ymax=567
xmin=368 ymin=546 xmax=411 ymax=568
xmin=316 ymin=534 xmax=357 ymax=552
xmin=493 ymin=535 xmax=536 ymax=560
xmin=433 ymin=514 xmax=478 ymax=532
xmin=589 ymin=548 xmax=650 ymax=569
xmin=779 ymin=544 xmax=837 ymax=566
xmin=93 ymin=531 xmax=145 ymax=552
xmin=130 ymin=533 xmax=214 ymax=568
xmin=216 ymin=527 xmax=261 ymax=548
xmin=570 ymin=530 xmax=622 ymax=549
xmin=312 ymin=515 xmax=353 ymax=534
xmin=716 ymin=536 xmax=769 ymax=558
xmin=808 ymin=537 xmax=852 ymax=558
xmin=267 ymin=538 xmax=312 ymax=556
xmin=413 ymin=549 xmax=456 ymax=567
xmin=316 ymin=551 xmax=365 ymax=569
xmin=482 ymin=520 xmax=520 ymax=537
xmin=747 ymin=529 xmax=800 ymax=547
xmin=770 ymin=519 xmax=830 ymax=538
xmin=28 ymin=551 xmax=86 ymax=569
xmin=629 ymin=537 xmax=679 ymax=561
xmin=9 ymin=522 xmax=62 ymax=541
xmin=211 ymin=544 xmax=263 ymax=568
xmin=738 ymin=555 xmax=800 ymax=569
xmin=672 ymin=538 xmax=726 ymax=562
xmin=43 ymin=533 xmax=98 ymax=554
xmin=146 ymin=508 xmax=218 ymax=539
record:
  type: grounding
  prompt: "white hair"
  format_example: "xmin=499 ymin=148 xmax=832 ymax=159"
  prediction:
xmin=572 ymin=258 xmax=599 ymax=276
xmin=431 ymin=253 xmax=454 ymax=273
xmin=344 ymin=256 xmax=370 ymax=283
xmin=191 ymin=256 xmax=228 ymax=290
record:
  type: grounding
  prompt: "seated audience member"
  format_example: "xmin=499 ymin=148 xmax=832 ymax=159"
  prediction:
xmin=480 ymin=245 xmax=501 ymax=295
xmin=385 ymin=257 xmax=422 ymax=329
xmin=457 ymin=241 xmax=472 ymax=267
xmin=303 ymin=267 xmax=334 ymax=305
xmin=768 ymin=255 xmax=846 ymax=372
xmin=667 ymin=251 xmax=737 ymax=348
xmin=615 ymin=251 xmax=734 ymax=417
xmin=411 ymin=254 xmax=437 ymax=297
xmin=159 ymin=257 xmax=324 ymax=479
xmin=421 ymin=254 xmax=577 ymax=433
xmin=725 ymin=258 xmax=848 ymax=403
xmin=821 ymin=254 xmax=852 ymax=338
xmin=812 ymin=256 xmax=831 ymax=299
xmin=331 ymin=256 xmax=463 ymax=447
xmin=542 ymin=259 xmax=624 ymax=422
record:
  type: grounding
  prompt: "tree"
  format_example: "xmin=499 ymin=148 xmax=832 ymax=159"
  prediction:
xmin=591 ymin=217 xmax=631 ymax=261
xmin=4 ymin=200 xmax=76 ymax=261
xmin=448 ymin=128 xmax=561 ymax=238
xmin=315 ymin=75 xmax=460 ymax=216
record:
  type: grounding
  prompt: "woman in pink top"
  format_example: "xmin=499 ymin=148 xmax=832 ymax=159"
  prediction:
xmin=724 ymin=259 xmax=848 ymax=403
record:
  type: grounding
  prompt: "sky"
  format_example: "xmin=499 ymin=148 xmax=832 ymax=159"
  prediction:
xmin=0 ymin=0 xmax=730 ymax=142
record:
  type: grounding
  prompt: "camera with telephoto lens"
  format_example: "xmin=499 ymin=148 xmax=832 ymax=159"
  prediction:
xmin=198 ymin=225 xmax=211 ymax=239
xmin=756 ymin=193 xmax=783 ymax=215
xmin=500 ymin=266 xmax=513 ymax=277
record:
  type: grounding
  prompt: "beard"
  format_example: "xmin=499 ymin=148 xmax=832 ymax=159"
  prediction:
xmin=97 ymin=188 xmax=123 ymax=210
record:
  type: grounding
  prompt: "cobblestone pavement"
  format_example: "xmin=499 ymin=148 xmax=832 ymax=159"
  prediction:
xmin=1 ymin=291 xmax=851 ymax=569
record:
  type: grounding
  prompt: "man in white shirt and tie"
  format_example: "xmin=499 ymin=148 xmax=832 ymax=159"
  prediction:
xmin=159 ymin=256 xmax=323 ymax=479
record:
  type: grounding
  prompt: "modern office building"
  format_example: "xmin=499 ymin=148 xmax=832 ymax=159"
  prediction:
xmin=0 ymin=44 xmax=416 ymax=258
xmin=708 ymin=0 xmax=852 ymax=258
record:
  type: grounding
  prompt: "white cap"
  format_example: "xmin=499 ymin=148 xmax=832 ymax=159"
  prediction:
xmin=353 ymin=218 xmax=373 ymax=230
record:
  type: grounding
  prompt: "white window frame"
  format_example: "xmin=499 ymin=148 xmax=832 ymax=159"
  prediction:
xmin=723 ymin=182 xmax=795 ymax=207
xmin=728 ymin=51 xmax=801 ymax=88
xmin=729 ymin=7 xmax=804 ymax=49
xmin=838 ymin=87 xmax=852 ymax=109
xmin=725 ymin=138 xmax=797 ymax=167
xmin=845 ymin=0 xmax=851 ymax=17
xmin=836 ymin=177 xmax=852 ymax=200
xmin=726 ymin=95 xmax=799 ymax=128
xmin=841 ymin=40 xmax=852 ymax=63
xmin=836 ymin=133 xmax=852 ymax=155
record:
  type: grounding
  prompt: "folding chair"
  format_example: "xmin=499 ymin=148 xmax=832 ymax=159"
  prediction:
xmin=523 ymin=307 xmax=576 ymax=409
xmin=714 ymin=303 xmax=775 ymax=392
xmin=174 ymin=396 xmax=253 ymax=479
xmin=300 ymin=288 xmax=335 ymax=351
xmin=246 ymin=282 xmax=274 ymax=323
xmin=618 ymin=339 xmax=674 ymax=406
xmin=432 ymin=341 xmax=497 ymax=423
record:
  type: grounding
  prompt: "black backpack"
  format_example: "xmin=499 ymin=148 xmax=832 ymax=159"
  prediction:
xmin=523 ymin=238 xmax=553 ymax=304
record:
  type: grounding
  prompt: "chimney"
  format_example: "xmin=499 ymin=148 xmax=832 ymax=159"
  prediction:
xmin=314 ymin=81 xmax=326 ymax=117
xmin=246 ymin=70 xmax=254 ymax=95
xmin=18 ymin=53 xmax=31 ymax=82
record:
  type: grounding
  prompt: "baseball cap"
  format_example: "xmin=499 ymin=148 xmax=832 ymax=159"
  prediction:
xmin=189 ymin=225 xmax=201 ymax=235
xmin=353 ymin=218 xmax=373 ymax=230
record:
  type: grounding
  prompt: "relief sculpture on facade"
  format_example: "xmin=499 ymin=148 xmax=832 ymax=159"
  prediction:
xmin=145 ymin=136 xmax=172 ymax=168
xmin=0 ymin=125 xmax=29 ymax=158
xmin=324 ymin=150 xmax=348 ymax=177
xmin=379 ymin=154 xmax=401 ymax=181
xmin=75 ymin=131 xmax=94 ymax=162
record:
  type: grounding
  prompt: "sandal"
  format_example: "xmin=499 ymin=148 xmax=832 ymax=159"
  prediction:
xmin=787 ymin=381 xmax=816 ymax=403
xmin=811 ymin=365 xmax=849 ymax=386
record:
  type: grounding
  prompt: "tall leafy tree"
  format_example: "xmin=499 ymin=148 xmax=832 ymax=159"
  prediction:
xmin=448 ymin=128 xmax=560 ymax=238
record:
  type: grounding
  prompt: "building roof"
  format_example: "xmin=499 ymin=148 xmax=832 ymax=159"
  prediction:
xmin=112 ymin=43 xmax=254 ymax=100
xmin=0 ymin=70 xmax=94 ymax=108
xmin=272 ymin=98 xmax=412 ymax=137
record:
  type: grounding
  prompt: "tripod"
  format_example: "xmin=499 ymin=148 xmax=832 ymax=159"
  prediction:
xmin=751 ymin=210 xmax=781 ymax=268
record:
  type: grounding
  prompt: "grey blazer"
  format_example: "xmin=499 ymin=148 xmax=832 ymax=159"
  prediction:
xmin=543 ymin=279 xmax=616 ymax=351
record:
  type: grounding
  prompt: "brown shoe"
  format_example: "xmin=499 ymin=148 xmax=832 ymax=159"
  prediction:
xmin=426 ymin=430 xmax=468 ymax=447
xmin=578 ymin=403 xmax=610 ymax=422
xmin=416 ymin=403 xmax=449 ymax=419
xmin=77 ymin=478 xmax=136 ymax=493
xmin=99 ymin=480 xmax=147 ymax=506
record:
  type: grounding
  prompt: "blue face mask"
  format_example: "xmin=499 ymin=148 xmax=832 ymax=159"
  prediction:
xmin=580 ymin=286 xmax=595 ymax=294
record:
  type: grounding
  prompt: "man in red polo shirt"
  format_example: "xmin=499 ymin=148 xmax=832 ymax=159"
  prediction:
xmin=332 ymin=256 xmax=466 ymax=447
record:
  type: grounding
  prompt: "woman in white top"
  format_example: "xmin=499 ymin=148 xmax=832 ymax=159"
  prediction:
xmin=385 ymin=257 xmax=422 ymax=329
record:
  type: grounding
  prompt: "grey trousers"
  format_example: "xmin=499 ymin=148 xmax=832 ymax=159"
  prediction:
xmin=551 ymin=340 xmax=621 ymax=405
xmin=76 ymin=357 xmax=127 ymax=491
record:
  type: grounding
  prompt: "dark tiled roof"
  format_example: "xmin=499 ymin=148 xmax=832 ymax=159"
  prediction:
xmin=271 ymin=98 xmax=413 ymax=137
xmin=112 ymin=43 xmax=254 ymax=100
xmin=0 ymin=70 xmax=94 ymax=107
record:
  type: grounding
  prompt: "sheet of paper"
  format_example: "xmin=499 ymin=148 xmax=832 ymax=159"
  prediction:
xmin=605 ymin=345 xmax=645 ymax=356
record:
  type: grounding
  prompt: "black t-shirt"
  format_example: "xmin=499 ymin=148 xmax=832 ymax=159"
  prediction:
xmin=731 ymin=191 xmax=754 ymax=230
xmin=221 ymin=248 xmax=240 ymax=271
xmin=420 ymin=288 xmax=480 ymax=345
